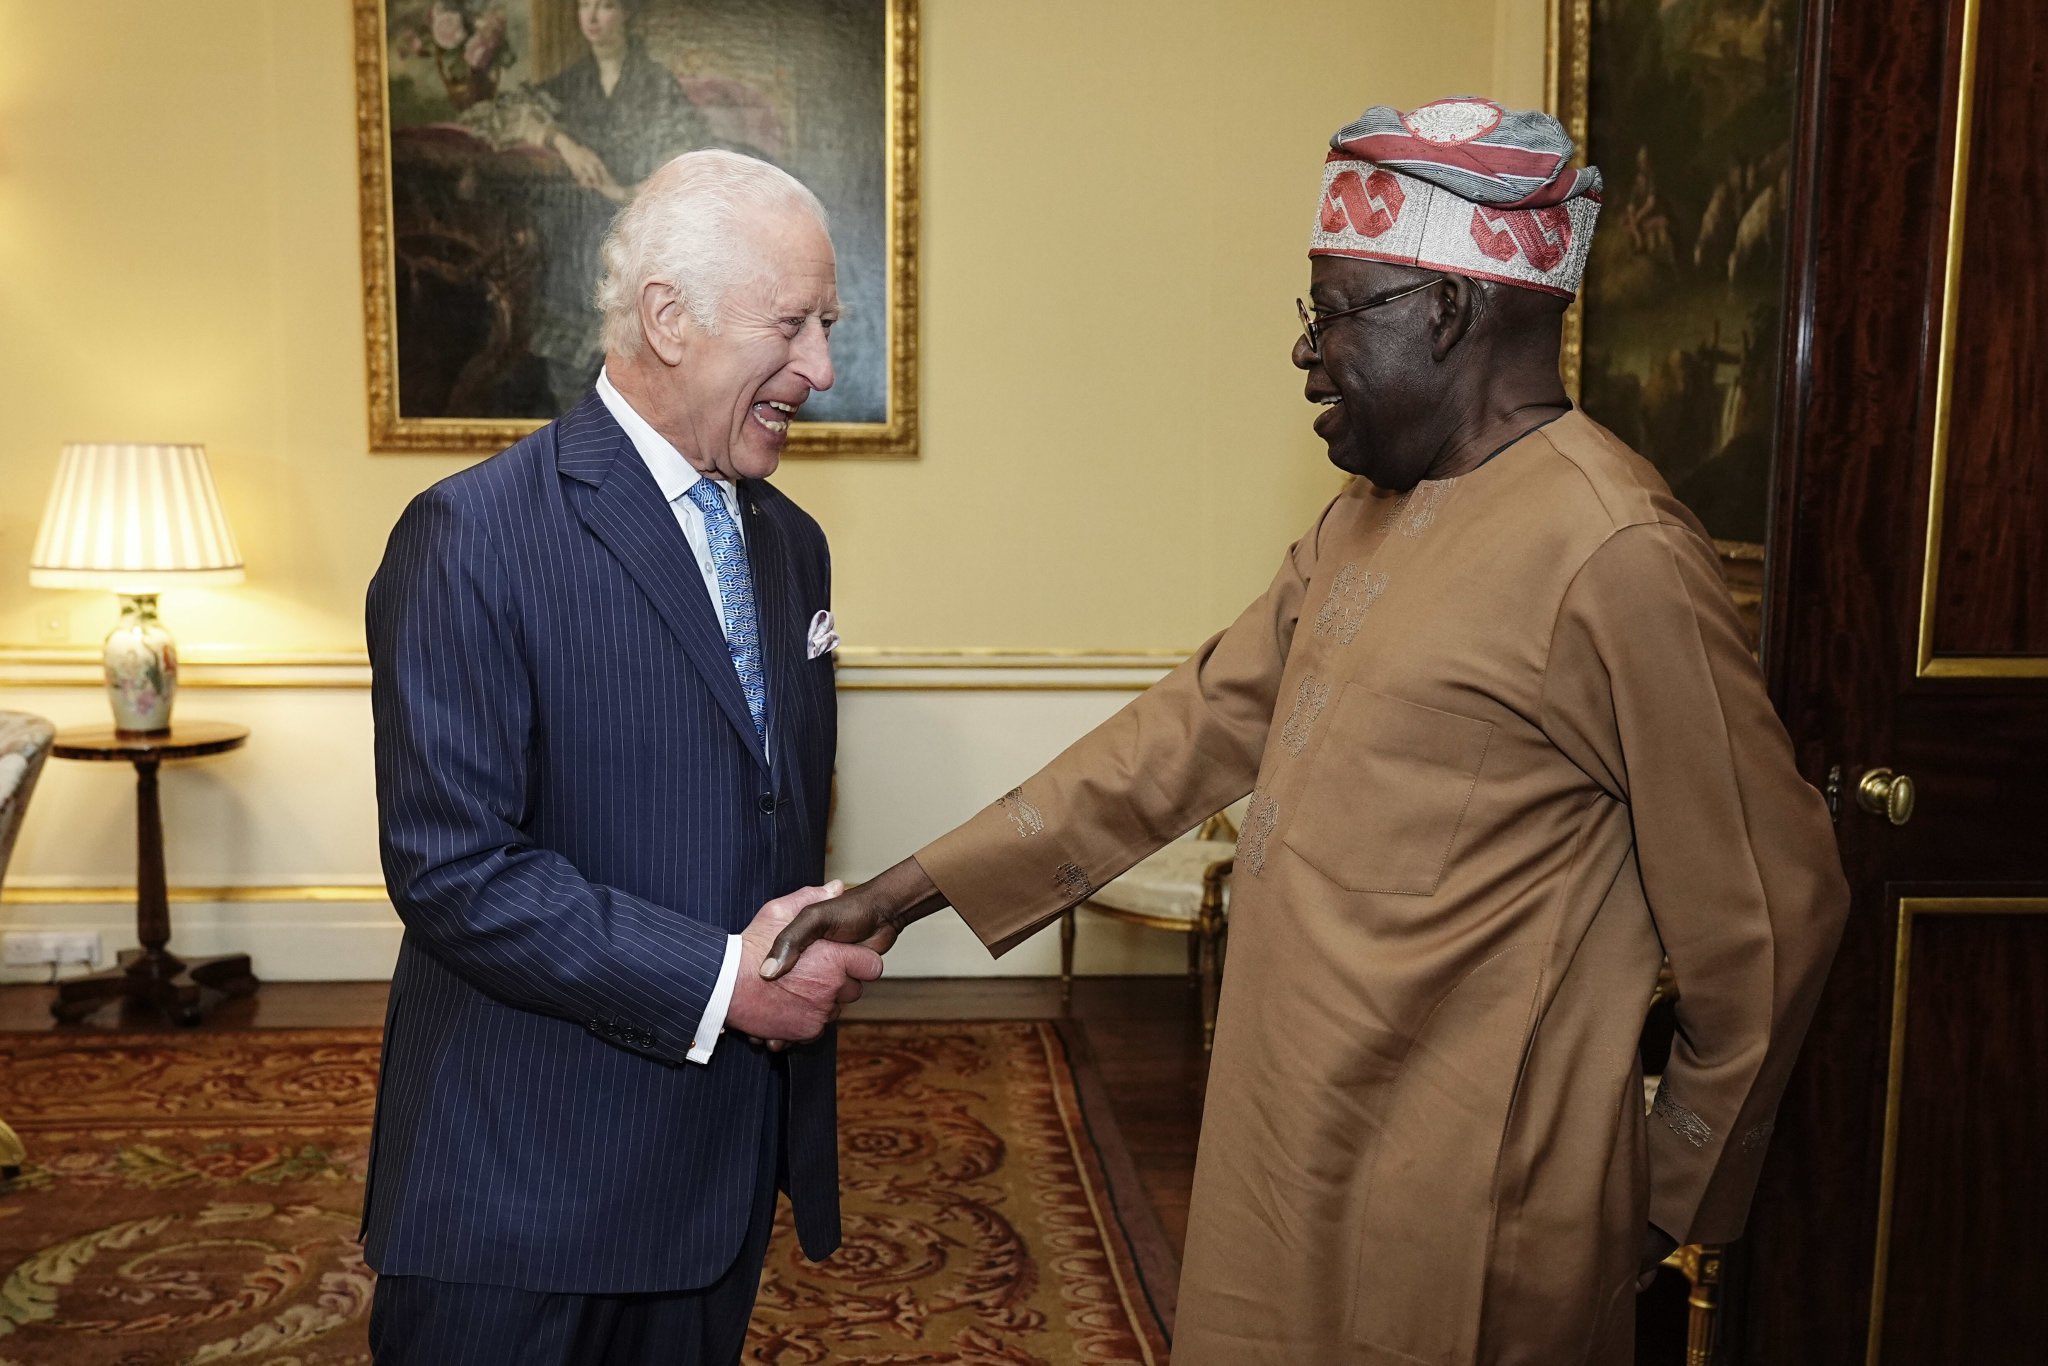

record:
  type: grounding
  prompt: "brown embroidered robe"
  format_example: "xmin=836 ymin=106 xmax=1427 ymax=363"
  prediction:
xmin=919 ymin=411 xmax=1849 ymax=1364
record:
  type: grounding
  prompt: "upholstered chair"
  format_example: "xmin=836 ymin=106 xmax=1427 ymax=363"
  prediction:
xmin=0 ymin=710 xmax=57 ymax=1179
xmin=1058 ymin=809 xmax=1239 ymax=1050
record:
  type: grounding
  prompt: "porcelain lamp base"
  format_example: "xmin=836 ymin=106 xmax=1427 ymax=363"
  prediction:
xmin=103 ymin=593 xmax=178 ymax=734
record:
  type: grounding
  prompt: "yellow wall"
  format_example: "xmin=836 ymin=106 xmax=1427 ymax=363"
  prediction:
xmin=0 ymin=1 xmax=1542 ymax=657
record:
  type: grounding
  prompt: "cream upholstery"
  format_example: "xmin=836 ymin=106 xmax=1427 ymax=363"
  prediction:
xmin=0 ymin=711 xmax=55 ymax=1180
xmin=1063 ymin=812 xmax=1238 ymax=1049
xmin=1087 ymin=839 xmax=1237 ymax=922
xmin=0 ymin=711 xmax=55 ymax=889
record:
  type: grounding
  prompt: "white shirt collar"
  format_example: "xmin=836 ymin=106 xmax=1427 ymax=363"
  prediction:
xmin=595 ymin=366 xmax=735 ymax=507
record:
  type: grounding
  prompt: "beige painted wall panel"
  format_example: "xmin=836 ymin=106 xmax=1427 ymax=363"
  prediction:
xmin=3 ymin=687 xmax=380 ymax=887
xmin=1 ymin=0 xmax=1525 ymax=657
xmin=0 ymin=2 xmax=1550 ymax=980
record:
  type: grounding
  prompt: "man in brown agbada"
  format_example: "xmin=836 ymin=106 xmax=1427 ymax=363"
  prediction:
xmin=765 ymin=97 xmax=1849 ymax=1364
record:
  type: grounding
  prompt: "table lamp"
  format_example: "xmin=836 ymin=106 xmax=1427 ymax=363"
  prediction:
xmin=29 ymin=442 xmax=244 ymax=734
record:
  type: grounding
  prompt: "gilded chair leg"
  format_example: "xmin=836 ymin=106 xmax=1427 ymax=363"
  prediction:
xmin=1059 ymin=907 xmax=1076 ymax=1007
xmin=1663 ymin=1242 xmax=1723 ymax=1366
xmin=0 ymin=1117 xmax=23 ymax=1180
xmin=1196 ymin=911 xmax=1220 ymax=1052
xmin=1187 ymin=921 xmax=1202 ymax=983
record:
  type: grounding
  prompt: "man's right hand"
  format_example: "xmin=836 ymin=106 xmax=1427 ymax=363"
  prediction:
xmin=726 ymin=884 xmax=884 ymax=1045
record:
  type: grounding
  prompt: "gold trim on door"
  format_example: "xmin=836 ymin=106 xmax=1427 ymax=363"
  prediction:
xmin=1915 ymin=0 xmax=2048 ymax=679
xmin=1865 ymin=895 xmax=2048 ymax=1364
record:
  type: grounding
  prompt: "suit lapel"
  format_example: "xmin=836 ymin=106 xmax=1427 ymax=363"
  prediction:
xmin=555 ymin=395 xmax=768 ymax=770
xmin=741 ymin=484 xmax=806 ymax=773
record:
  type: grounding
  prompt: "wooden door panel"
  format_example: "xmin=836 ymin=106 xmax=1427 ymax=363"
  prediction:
xmin=1871 ymin=898 xmax=2048 ymax=1365
xmin=1734 ymin=0 xmax=2048 ymax=1360
xmin=1890 ymin=711 xmax=2047 ymax=873
xmin=1927 ymin=0 xmax=2048 ymax=663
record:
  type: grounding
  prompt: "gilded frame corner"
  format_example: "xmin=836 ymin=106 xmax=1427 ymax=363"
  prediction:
xmin=351 ymin=0 xmax=920 ymax=459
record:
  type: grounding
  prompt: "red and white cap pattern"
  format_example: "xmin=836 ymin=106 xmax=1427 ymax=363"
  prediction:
xmin=1309 ymin=97 xmax=1603 ymax=297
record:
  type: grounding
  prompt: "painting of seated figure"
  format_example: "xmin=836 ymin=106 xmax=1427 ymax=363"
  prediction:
xmin=356 ymin=0 xmax=918 ymax=455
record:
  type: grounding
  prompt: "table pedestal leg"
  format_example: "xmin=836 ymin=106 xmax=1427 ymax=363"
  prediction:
xmin=49 ymin=755 xmax=260 ymax=1025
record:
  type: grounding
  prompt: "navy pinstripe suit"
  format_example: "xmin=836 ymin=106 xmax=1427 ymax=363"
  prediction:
xmin=362 ymin=392 xmax=840 ymax=1300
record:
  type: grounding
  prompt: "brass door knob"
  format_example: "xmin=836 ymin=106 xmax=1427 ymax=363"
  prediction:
xmin=1855 ymin=768 xmax=1915 ymax=825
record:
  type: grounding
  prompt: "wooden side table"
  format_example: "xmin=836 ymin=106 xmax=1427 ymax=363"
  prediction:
xmin=48 ymin=722 xmax=258 ymax=1024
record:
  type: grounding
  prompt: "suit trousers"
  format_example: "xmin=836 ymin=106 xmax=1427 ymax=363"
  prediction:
xmin=369 ymin=1062 xmax=786 ymax=1366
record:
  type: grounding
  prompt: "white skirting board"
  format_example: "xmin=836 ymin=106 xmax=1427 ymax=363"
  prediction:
xmin=0 ymin=897 xmax=1191 ymax=985
xmin=0 ymin=655 xmax=1206 ymax=982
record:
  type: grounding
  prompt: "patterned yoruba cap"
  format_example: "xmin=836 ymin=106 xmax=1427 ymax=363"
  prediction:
xmin=1309 ymin=96 xmax=1604 ymax=297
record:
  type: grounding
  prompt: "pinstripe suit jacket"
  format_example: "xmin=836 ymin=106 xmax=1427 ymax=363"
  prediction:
xmin=362 ymin=392 xmax=840 ymax=1293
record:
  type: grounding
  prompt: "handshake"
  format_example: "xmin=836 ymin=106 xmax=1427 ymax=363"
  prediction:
xmin=724 ymin=858 xmax=946 ymax=1047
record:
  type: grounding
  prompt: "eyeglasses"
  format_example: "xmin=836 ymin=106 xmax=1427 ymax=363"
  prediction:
xmin=1295 ymin=277 xmax=1442 ymax=354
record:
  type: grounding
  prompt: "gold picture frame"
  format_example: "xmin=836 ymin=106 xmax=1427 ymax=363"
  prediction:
xmin=352 ymin=0 xmax=919 ymax=457
xmin=1547 ymin=0 xmax=1792 ymax=627
xmin=1546 ymin=0 xmax=1590 ymax=399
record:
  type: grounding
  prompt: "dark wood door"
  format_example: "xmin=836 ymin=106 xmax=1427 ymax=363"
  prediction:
xmin=1732 ymin=0 xmax=2048 ymax=1361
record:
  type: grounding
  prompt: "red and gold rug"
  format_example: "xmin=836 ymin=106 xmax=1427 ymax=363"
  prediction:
xmin=0 ymin=1021 xmax=1169 ymax=1364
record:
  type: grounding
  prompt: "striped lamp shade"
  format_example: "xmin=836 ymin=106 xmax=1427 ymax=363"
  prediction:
xmin=29 ymin=443 xmax=244 ymax=591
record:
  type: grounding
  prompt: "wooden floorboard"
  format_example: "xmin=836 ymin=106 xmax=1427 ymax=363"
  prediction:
xmin=0 ymin=979 xmax=390 ymax=1032
xmin=0 ymin=976 xmax=1210 ymax=1260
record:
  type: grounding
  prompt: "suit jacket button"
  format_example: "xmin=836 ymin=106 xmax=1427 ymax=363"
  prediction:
xmin=758 ymin=792 xmax=778 ymax=814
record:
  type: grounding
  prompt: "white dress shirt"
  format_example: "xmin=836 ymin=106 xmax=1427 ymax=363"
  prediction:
xmin=596 ymin=368 xmax=745 ymax=1065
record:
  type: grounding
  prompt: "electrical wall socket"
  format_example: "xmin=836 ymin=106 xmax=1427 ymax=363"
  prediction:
xmin=1 ymin=931 xmax=103 ymax=968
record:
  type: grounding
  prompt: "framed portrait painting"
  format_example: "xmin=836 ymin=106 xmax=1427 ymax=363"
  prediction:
xmin=353 ymin=0 xmax=919 ymax=456
xmin=1550 ymin=0 xmax=1802 ymax=626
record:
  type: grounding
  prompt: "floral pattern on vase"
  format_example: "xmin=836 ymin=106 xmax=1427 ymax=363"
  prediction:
xmin=103 ymin=595 xmax=176 ymax=733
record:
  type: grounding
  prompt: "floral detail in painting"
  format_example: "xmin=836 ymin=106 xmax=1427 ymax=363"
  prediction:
xmin=389 ymin=2 xmax=515 ymax=109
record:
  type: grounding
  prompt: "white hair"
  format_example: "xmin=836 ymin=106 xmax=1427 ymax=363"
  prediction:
xmin=595 ymin=149 xmax=830 ymax=356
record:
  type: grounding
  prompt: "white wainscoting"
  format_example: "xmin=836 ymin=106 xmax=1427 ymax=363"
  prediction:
xmin=0 ymin=651 xmax=1203 ymax=982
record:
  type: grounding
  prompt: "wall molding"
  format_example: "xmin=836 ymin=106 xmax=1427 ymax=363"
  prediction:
xmin=1 ymin=883 xmax=391 ymax=905
xmin=0 ymin=646 xmax=1185 ymax=691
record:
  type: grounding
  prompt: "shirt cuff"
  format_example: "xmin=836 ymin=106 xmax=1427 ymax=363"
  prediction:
xmin=687 ymin=934 xmax=745 ymax=1065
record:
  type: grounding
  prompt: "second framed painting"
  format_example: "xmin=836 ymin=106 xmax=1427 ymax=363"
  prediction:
xmin=354 ymin=0 xmax=919 ymax=456
xmin=1550 ymin=0 xmax=1800 ymax=621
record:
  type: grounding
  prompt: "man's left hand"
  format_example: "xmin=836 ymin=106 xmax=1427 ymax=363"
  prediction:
xmin=762 ymin=855 xmax=946 ymax=980
xmin=728 ymin=884 xmax=884 ymax=1048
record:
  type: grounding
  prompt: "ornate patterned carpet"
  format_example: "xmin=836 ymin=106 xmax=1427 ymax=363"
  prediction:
xmin=0 ymin=1021 xmax=1169 ymax=1364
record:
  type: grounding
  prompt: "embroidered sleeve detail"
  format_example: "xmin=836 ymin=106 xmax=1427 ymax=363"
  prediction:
xmin=997 ymin=787 xmax=1045 ymax=838
xmin=1739 ymin=1119 xmax=1777 ymax=1152
xmin=1652 ymin=1081 xmax=1714 ymax=1149
xmin=1279 ymin=675 xmax=1331 ymax=756
xmin=1313 ymin=563 xmax=1389 ymax=645
xmin=1239 ymin=791 xmax=1280 ymax=876
xmin=1054 ymin=862 xmax=1094 ymax=902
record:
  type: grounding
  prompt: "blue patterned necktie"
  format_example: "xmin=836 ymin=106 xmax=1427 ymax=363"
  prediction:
xmin=684 ymin=480 xmax=767 ymax=746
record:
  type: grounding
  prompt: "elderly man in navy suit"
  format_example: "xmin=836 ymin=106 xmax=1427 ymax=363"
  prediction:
xmin=363 ymin=150 xmax=879 ymax=1365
